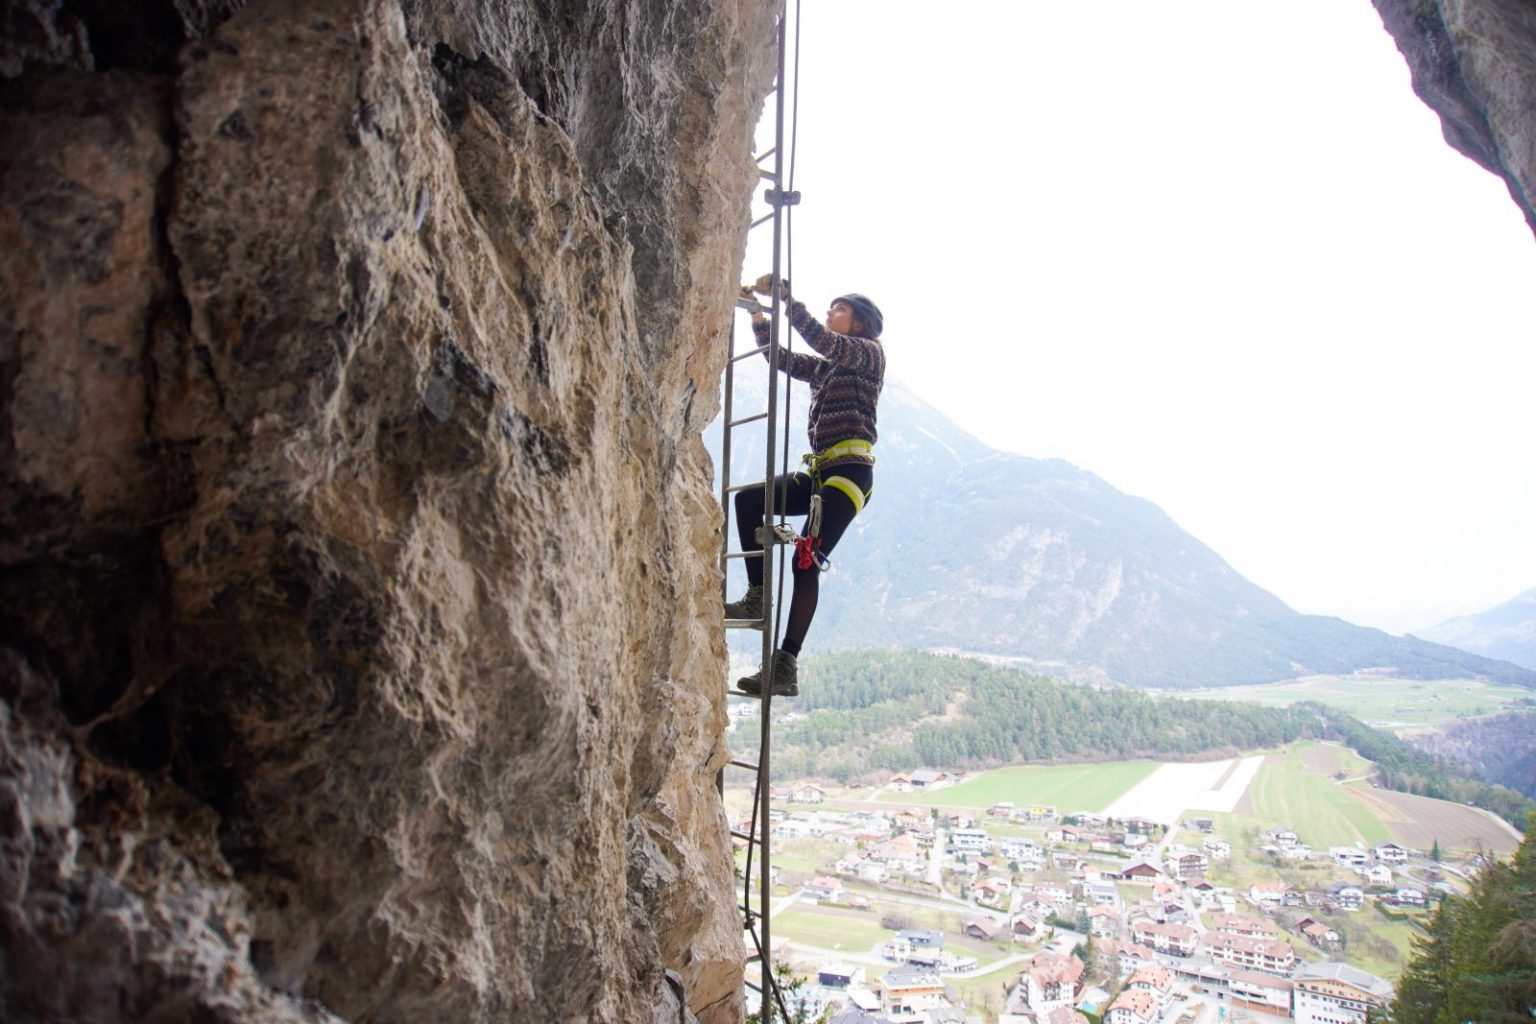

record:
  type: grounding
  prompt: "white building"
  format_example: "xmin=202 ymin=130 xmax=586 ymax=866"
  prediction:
xmin=1292 ymin=961 xmax=1394 ymax=1024
xmin=1104 ymin=988 xmax=1157 ymax=1024
xmin=1330 ymin=846 xmax=1369 ymax=869
xmin=1124 ymin=964 xmax=1173 ymax=1013
xmin=949 ymin=828 xmax=991 ymax=852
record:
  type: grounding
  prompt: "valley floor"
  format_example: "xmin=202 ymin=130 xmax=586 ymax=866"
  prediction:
xmin=728 ymin=738 xmax=1522 ymax=1022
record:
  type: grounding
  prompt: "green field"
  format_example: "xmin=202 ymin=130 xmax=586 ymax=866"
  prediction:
xmin=1182 ymin=675 xmax=1533 ymax=732
xmin=1241 ymin=748 xmax=1391 ymax=847
xmin=770 ymin=838 xmax=846 ymax=874
xmin=773 ymin=895 xmax=1012 ymax=973
xmin=772 ymin=908 xmax=890 ymax=954
xmin=880 ymin=761 xmax=1159 ymax=812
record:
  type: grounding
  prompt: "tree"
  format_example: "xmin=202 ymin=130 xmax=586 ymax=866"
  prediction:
xmin=1392 ymin=815 xmax=1536 ymax=1024
xmin=1082 ymin=931 xmax=1103 ymax=984
xmin=1392 ymin=897 xmax=1455 ymax=1024
xmin=1430 ymin=838 xmax=1442 ymax=863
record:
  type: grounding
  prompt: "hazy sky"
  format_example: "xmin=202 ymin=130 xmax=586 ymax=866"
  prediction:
xmin=738 ymin=0 xmax=1536 ymax=636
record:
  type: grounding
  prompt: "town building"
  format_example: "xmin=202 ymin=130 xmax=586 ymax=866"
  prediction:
xmin=1130 ymin=920 xmax=1198 ymax=957
xmin=1009 ymin=951 xmax=1085 ymax=1016
xmin=1104 ymin=939 xmax=1156 ymax=977
xmin=819 ymin=963 xmax=867 ymax=988
xmin=1292 ymin=961 xmax=1394 ymax=1024
xmin=1227 ymin=969 xmax=1294 ymax=1014
xmin=1330 ymin=846 xmax=1369 ymax=870
xmin=1104 ymin=988 xmax=1157 ymax=1024
xmin=1206 ymin=912 xmax=1277 ymax=937
xmin=1169 ymin=851 xmax=1209 ymax=879
xmin=879 ymin=964 xmax=947 ymax=1021
xmin=1330 ymin=883 xmax=1365 ymax=911
xmin=907 ymin=769 xmax=953 ymax=790
xmin=1088 ymin=905 xmax=1119 ymax=939
xmin=1124 ymin=964 xmax=1174 ymax=1013
xmin=1202 ymin=931 xmax=1296 ymax=975
xmin=789 ymin=782 xmax=826 ymax=803
xmin=949 ymin=827 xmax=990 ymax=852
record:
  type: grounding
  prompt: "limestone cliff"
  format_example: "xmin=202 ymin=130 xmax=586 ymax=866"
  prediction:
xmin=1 ymin=2 xmax=771 ymax=1022
xmin=1373 ymin=0 xmax=1536 ymax=236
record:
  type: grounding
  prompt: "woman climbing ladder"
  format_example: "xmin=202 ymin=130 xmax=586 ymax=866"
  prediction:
xmin=725 ymin=280 xmax=885 ymax=697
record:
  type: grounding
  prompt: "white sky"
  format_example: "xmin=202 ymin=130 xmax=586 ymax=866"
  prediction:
xmin=738 ymin=0 xmax=1536 ymax=636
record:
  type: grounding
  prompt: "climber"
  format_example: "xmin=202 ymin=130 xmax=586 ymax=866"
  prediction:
xmin=725 ymin=278 xmax=885 ymax=698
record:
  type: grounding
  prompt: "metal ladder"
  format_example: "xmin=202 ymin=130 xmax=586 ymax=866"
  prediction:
xmin=718 ymin=3 xmax=800 ymax=1018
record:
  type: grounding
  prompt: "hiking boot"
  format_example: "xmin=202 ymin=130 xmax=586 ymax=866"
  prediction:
xmin=724 ymin=584 xmax=764 ymax=621
xmin=737 ymin=652 xmax=798 ymax=698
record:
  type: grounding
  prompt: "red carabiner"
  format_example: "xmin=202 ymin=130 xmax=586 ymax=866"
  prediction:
xmin=794 ymin=535 xmax=821 ymax=571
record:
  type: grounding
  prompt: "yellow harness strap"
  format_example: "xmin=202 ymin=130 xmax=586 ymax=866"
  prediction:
xmin=800 ymin=439 xmax=874 ymax=516
xmin=822 ymin=475 xmax=871 ymax=516
xmin=806 ymin=439 xmax=874 ymax=470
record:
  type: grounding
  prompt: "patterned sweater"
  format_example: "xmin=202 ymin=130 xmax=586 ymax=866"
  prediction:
xmin=754 ymin=300 xmax=885 ymax=469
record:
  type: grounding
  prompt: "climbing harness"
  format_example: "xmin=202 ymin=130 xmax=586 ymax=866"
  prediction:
xmin=801 ymin=439 xmax=875 ymax=520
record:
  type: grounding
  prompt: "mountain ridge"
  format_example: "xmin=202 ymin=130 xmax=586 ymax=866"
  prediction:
xmin=1415 ymin=587 xmax=1536 ymax=671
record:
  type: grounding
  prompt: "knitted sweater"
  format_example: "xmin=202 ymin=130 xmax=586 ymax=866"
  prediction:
xmin=754 ymin=300 xmax=885 ymax=468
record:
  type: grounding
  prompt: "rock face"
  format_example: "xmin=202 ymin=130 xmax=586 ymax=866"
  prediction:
xmin=1 ymin=2 xmax=771 ymax=1022
xmin=1373 ymin=0 xmax=1536 ymax=236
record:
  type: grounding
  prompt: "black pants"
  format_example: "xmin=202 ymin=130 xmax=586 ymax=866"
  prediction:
xmin=734 ymin=462 xmax=873 ymax=655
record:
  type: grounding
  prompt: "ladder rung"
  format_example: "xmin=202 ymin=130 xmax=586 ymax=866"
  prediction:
xmin=729 ymin=759 xmax=760 ymax=772
xmin=721 ymin=551 xmax=765 ymax=562
xmin=728 ymin=411 xmax=767 ymax=428
xmin=750 ymin=210 xmax=776 ymax=230
xmin=725 ymin=482 xmax=760 ymax=494
xmin=758 ymin=168 xmax=778 ymax=181
xmin=745 ymin=953 xmax=762 ymax=965
xmin=730 ymin=346 xmax=764 ymax=365
xmin=745 ymin=980 xmax=763 ymax=994
xmin=754 ymin=146 xmax=777 ymax=163
xmin=725 ymin=619 xmax=765 ymax=632
xmin=731 ymin=829 xmax=761 ymax=844
xmin=734 ymin=298 xmax=766 ymax=315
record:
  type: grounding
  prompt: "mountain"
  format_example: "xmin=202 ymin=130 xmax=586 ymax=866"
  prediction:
xmin=1414 ymin=588 xmax=1536 ymax=671
xmin=708 ymin=370 xmax=1536 ymax=689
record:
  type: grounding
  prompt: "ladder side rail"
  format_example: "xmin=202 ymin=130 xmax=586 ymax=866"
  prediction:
xmin=718 ymin=324 xmax=735 ymax=612
xmin=716 ymin=318 xmax=735 ymax=800
xmin=753 ymin=2 xmax=792 ymax=1014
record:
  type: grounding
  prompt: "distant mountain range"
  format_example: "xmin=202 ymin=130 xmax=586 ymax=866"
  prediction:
xmin=708 ymin=370 xmax=1536 ymax=690
xmin=1415 ymin=588 xmax=1536 ymax=671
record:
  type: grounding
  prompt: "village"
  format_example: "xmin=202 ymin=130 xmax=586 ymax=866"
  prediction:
xmin=733 ymin=769 xmax=1459 ymax=1024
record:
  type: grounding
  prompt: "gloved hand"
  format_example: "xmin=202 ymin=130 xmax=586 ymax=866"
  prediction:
xmin=752 ymin=273 xmax=790 ymax=302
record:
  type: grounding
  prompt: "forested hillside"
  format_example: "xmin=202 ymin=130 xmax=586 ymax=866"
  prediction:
xmin=1411 ymin=710 xmax=1536 ymax=799
xmin=765 ymin=651 xmax=1533 ymax=827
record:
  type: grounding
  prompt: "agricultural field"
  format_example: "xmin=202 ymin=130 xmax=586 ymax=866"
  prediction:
xmin=1180 ymin=674 xmax=1534 ymax=733
xmin=1345 ymin=780 xmax=1521 ymax=855
xmin=771 ymin=907 xmax=890 ymax=956
xmin=1202 ymin=741 xmax=1517 ymax=855
xmin=1235 ymin=746 xmax=1393 ymax=847
xmin=880 ymin=760 xmax=1160 ymax=812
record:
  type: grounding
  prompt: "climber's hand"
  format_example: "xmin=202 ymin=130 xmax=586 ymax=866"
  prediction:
xmin=753 ymin=274 xmax=790 ymax=302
